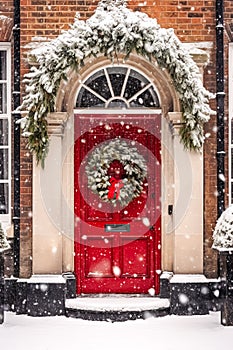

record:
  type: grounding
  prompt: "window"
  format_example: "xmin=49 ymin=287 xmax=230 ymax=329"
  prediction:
xmin=76 ymin=66 xmax=160 ymax=109
xmin=0 ymin=45 xmax=11 ymax=224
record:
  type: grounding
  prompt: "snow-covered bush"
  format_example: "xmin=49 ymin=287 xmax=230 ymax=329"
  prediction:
xmin=20 ymin=0 xmax=213 ymax=166
xmin=0 ymin=223 xmax=10 ymax=252
xmin=212 ymin=205 xmax=233 ymax=249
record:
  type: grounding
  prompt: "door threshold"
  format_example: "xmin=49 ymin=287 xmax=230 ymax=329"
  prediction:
xmin=65 ymin=296 xmax=170 ymax=321
xmin=77 ymin=293 xmax=157 ymax=298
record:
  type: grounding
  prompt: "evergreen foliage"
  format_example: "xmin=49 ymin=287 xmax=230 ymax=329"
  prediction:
xmin=213 ymin=205 xmax=233 ymax=248
xmin=0 ymin=223 xmax=10 ymax=252
xmin=20 ymin=0 xmax=213 ymax=166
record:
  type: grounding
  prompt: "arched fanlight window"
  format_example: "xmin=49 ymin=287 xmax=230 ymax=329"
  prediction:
xmin=76 ymin=66 xmax=160 ymax=109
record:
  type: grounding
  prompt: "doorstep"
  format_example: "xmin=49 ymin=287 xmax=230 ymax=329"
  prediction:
xmin=65 ymin=295 xmax=170 ymax=322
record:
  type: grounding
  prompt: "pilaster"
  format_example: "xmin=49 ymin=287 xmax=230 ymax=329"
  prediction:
xmin=168 ymin=112 xmax=203 ymax=274
xmin=32 ymin=112 xmax=68 ymax=274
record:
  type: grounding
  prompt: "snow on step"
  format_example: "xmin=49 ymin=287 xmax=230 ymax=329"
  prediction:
xmin=65 ymin=297 xmax=170 ymax=312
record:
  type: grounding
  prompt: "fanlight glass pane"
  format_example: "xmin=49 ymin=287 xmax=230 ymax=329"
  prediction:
xmin=107 ymin=99 xmax=128 ymax=108
xmin=130 ymin=87 xmax=160 ymax=108
xmin=76 ymin=66 xmax=160 ymax=109
xmin=85 ymin=69 xmax=111 ymax=100
xmin=107 ymin=67 xmax=127 ymax=96
xmin=77 ymin=87 xmax=105 ymax=108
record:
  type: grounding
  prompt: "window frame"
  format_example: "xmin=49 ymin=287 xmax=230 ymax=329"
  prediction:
xmin=0 ymin=43 xmax=11 ymax=225
xmin=75 ymin=65 xmax=161 ymax=109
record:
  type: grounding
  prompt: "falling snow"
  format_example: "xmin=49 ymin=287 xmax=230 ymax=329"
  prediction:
xmin=142 ymin=217 xmax=150 ymax=227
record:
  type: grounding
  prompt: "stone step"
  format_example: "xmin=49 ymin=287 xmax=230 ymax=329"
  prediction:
xmin=65 ymin=296 xmax=170 ymax=322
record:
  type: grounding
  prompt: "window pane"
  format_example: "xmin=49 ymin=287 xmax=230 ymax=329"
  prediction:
xmin=0 ymin=183 xmax=8 ymax=214
xmin=107 ymin=99 xmax=128 ymax=108
xmin=231 ymin=182 xmax=233 ymax=204
xmin=231 ymin=118 xmax=233 ymax=143
xmin=0 ymin=83 xmax=7 ymax=114
xmin=76 ymin=87 xmax=105 ymax=108
xmin=0 ymin=149 xmax=8 ymax=179
xmin=87 ymin=74 xmax=111 ymax=100
xmin=107 ymin=67 xmax=127 ymax=96
xmin=124 ymin=75 xmax=146 ymax=100
xmin=76 ymin=66 xmax=160 ymax=108
xmin=231 ymin=150 xmax=233 ymax=179
xmin=130 ymin=87 xmax=160 ymax=108
xmin=0 ymin=51 xmax=6 ymax=80
xmin=0 ymin=119 xmax=8 ymax=145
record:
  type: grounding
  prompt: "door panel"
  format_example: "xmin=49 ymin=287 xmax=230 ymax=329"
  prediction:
xmin=74 ymin=114 xmax=161 ymax=294
xmin=84 ymin=236 xmax=115 ymax=278
xmin=120 ymin=237 xmax=150 ymax=277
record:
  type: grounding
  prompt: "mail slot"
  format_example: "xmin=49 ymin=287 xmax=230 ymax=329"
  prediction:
xmin=105 ymin=224 xmax=130 ymax=232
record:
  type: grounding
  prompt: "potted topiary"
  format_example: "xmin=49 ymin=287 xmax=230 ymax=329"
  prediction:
xmin=212 ymin=205 xmax=233 ymax=326
xmin=0 ymin=222 xmax=10 ymax=325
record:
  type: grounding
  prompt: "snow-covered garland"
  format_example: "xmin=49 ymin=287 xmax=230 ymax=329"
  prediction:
xmin=212 ymin=205 xmax=233 ymax=249
xmin=20 ymin=0 xmax=213 ymax=166
xmin=0 ymin=222 xmax=10 ymax=253
xmin=85 ymin=138 xmax=147 ymax=207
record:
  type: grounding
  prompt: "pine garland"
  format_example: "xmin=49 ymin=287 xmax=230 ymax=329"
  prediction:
xmin=20 ymin=0 xmax=213 ymax=166
xmin=213 ymin=206 xmax=233 ymax=249
xmin=0 ymin=223 xmax=10 ymax=252
xmin=85 ymin=138 xmax=147 ymax=207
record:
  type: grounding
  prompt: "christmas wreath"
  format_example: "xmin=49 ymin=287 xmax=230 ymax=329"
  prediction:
xmin=85 ymin=138 xmax=147 ymax=207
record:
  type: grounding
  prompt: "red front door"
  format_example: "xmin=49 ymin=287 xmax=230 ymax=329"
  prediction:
xmin=74 ymin=113 xmax=161 ymax=294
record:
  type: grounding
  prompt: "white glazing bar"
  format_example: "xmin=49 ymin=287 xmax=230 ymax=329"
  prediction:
xmin=120 ymin=67 xmax=130 ymax=98
xmin=104 ymin=68 xmax=114 ymax=98
xmin=74 ymin=108 xmax=161 ymax=115
xmin=128 ymin=83 xmax=152 ymax=103
xmin=82 ymin=83 xmax=107 ymax=103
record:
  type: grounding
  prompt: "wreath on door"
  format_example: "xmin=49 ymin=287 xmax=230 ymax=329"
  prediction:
xmin=85 ymin=138 xmax=147 ymax=207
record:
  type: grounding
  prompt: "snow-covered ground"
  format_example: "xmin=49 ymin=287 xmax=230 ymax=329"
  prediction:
xmin=0 ymin=312 xmax=233 ymax=350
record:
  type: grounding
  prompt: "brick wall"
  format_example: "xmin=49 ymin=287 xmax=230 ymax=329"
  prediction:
xmin=0 ymin=0 xmax=33 ymax=278
xmin=19 ymin=140 xmax=32 ymax=278
xmin=0 ymin=1 xmax=14 ymax=18
xmin=1 ymin=0 xmax=232 ymax=278
xmin=20 ymin=0 xmax=216 ymax=45
xmin=129 ymin=0 xmax=216 ymax=42
xmin=203 ymin=0 xmax=233 ymax=277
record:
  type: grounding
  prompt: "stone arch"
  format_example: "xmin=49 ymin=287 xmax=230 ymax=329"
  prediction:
xmin=0 ymin=16 xmax=13 ymax=41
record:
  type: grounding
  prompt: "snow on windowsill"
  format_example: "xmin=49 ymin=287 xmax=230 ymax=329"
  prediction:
xmin=29 ymin=274 xmax=66 ymax=284
xmin=170 ymin=274 xmax=219 ymax=284
xmin=160 ymin=271 xmax=174 ymax=280
xmin=65 ymin=297 xmax=170 ymax=312
xmin=212 ymin=246 xmax=233 ymax=252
